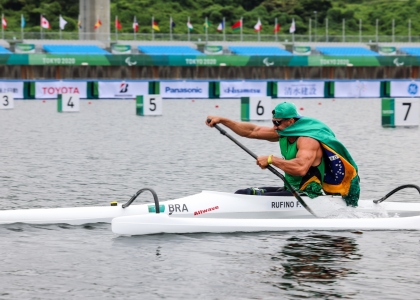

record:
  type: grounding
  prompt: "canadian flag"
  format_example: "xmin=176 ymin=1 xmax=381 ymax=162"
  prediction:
xmin=254 ymin=18 xmax=262 ymax=32
xmin=41 ymin=16 xmax=50 ymax=29
xmin=2 ymin=16 xmax=7 ymax=29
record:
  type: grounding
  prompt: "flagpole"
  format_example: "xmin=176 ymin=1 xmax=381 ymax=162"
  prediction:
xmin=326 ymin=18 xmax=328 ymax=42
xmin=115 ymin=15 xmax=117 ymax=42
xmin=21 ymin=14 xmax=24 ymax=40
xmin=188 ymin=16 xmax=190 ymax=41
xmin=275 ymin=18 xmax=278 ymax=42
xmin=170 ymin=16 xmax=172 ymax=41
xmin=1 ymin=14 xmax=4 ymax=40
xmin=205 ymin=16 xmax=208 ymax=42
xmin=152 ymin=16 xmax=154 ymax=41
xmin=223 ymin=17 xmax=225 ymax=42
xmin=134 ymin=16 xmax=137 ymax=40
xmin=409 ymin=19 xmax=411 ymax=43
xmin=59 ymin=14 xmax=62 ymax=40
xmin=376 ymin=18 xmax=378 ymax=44
xmin=257 ymin=18 xmax=260 ymax=42
xmin=359 ymin=19 xmax=362 ymax=43
xmin=342 ymin=18 xmax=345 ymax=42
xmin=309 ymin=18 xmax=311 ymax=42
xmin=240 ymin=16 xmax=243 ymax=42
xmin=392 ymin=19 xmax=395 ymax=42
xmin=292 ymin=18 xmax=295 ymax=43
xmin=40 ymin=14 xmax=42 ymax=39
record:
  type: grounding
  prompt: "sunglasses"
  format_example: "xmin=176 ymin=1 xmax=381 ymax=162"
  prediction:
xmin=272 ymin=119 xmax=286 ymax=126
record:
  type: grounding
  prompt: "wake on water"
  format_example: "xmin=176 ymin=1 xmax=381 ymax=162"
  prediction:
xmin=324 ymin=205 xmax=392 ymax=219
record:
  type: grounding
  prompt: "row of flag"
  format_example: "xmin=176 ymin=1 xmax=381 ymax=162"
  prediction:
xmin=129 ymin=18 xmax=295 ymax=33
xmin=1 ymin=15 xmax=297 ymax=33
xmin=1 ymin=14 xmax=67 ymax=30
xmin=113 ymin=17 xmax=296 ymax=33
xmin=2 ymin=15 xmax=296 ymax=33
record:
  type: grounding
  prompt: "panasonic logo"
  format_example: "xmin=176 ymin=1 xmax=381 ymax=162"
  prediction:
xmin=224 ymin=87 xmax=261 ymax=93
xmin=165 ymin=87 xmax=202 ymax=93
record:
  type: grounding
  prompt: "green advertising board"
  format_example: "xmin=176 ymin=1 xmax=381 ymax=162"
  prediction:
xmin=0 ymin=53 xmax=418 ymax=67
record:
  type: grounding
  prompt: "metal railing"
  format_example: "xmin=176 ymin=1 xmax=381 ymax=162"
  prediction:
xmin=3 ymin=32 xmax=420 ymax=44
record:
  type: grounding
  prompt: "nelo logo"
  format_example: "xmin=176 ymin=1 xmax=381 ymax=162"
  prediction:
xmin=120 ymin=83 xmax=129 ymax=93
xmin=42 ymin=87 xmax=80 ymax=94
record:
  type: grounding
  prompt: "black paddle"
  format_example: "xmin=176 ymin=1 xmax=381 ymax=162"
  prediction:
xmin=207 ymin=119 xmax=318 ymax=217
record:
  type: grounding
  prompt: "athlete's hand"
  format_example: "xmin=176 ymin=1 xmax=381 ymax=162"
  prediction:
xmin=206 ymin=116 xmax=221 ymax=127
xmin=257 ymin=155 xmax=270 ymax=169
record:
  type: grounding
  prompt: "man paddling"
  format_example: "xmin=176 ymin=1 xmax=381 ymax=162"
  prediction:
xmin=206 ymin=101 xmax=360 ymax=206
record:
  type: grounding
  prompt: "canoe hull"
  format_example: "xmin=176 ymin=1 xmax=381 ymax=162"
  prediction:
xmin=1 ymin=190 xmax=420 ymax=225
xmin=112 ymin=214 xmax=420 ymax=236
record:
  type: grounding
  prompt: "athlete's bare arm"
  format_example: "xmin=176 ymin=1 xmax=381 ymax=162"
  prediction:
xmin=256 ymin=137 xmax=323 ymax=175
xmin=206 ymin=116 xmax=279 ymax=142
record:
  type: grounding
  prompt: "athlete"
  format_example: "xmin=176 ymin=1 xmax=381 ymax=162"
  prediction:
xmin=206 ymin=102 xmax=360 ymax=206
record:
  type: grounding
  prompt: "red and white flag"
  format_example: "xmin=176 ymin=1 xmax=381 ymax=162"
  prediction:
xmin=254 ymin=18 xmax=262 ymax=32
xmin=2 ymin=16 xmax=7 ymax=29
xmin=133 ymin=16 xmax=139 ymax=32
xmin=41 ymin=16 xmax=50 ymax=29
xmin=274 ymin=23 xmax=280 ymax=33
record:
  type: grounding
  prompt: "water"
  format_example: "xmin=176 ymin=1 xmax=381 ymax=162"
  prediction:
xmin=1 ymin=99 xmax=420 ymax=299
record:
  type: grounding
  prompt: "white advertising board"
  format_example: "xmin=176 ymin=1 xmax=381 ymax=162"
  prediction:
xmin=98 ymin=81 xmax=149 ymax=99
xmin=0 ymin=81 xmax=24 ymax=99
xmin=334 ymin=81 xmax=381 ymax=98
xmin=160 ymin=81 xmax=209 ymax=99
xmin=35 ymin=81 xmax=87 ymax=99
xmin=390 ymin=81 xmax=420 ymax=97
xmin=276 ymin=81 xmax=324 ymax=98
xmin=220 ymin=81 xmax=267 ymax=98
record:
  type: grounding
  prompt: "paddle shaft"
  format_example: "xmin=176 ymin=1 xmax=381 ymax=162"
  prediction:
xmin=210 ymin=121 xmax=317 ymax=217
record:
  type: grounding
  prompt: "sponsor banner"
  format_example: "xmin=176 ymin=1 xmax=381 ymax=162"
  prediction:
xmin=293 ymin=46 xmax=311 ymax=55
xmin=111 ymin=44 xmax=131 ymax=54
xmin=160 ymin=81 xmax=209 ymax=98
xmin=15 ymin=43 xmax=36 ymax=53
xmin=1 ymin=53 xmax=420 ymax=67
xmin=35 ymin=81 xmax=87 ymax=99
xmin=276 ymin=81 xmax=324 ymax=98
xmin=220 ymin=81 xmax=267 ymax=98
xmin=334 ymin=81 xmax=381 ymax=98
xmin=390 ymin=81 xmax=420 ymax=97
xmin=379 ymin=46 xmax=396 ymax=56
xmin=204 ymin=45 xmax=223 ymax=55
xmin=98 ymin=81 xmax=149 ymax=99
xmin=0 ymin=81 xmax=24 ymax=98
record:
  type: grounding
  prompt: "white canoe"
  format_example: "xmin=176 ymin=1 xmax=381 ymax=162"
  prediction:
xmin=1 ymin=190 xmax=420 ymax=225
xmin=111 ymin=213 xmax=420 ymax=236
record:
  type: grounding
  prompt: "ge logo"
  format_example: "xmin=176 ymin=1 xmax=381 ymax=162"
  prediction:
xmin=408 ymin=83 xmax=418 ymax=95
